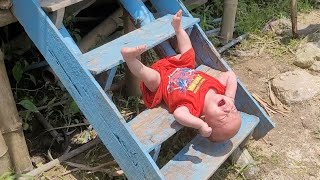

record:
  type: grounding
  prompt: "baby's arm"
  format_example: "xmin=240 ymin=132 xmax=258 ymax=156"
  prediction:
xmin=173 ymin=106 xmax=212 ymax=137
xmin=217 ymin=71 xmax=238 ymax=100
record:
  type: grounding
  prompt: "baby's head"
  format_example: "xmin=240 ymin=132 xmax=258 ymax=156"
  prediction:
xmin=204 ymin=95 xmax=242 ymax=142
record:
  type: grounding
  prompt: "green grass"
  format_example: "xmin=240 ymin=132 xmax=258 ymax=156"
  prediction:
xmin=191 ymin=0 xmax=316 ymax=34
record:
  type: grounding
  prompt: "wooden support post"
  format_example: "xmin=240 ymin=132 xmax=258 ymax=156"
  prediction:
xmin=290 ymin=0 xmax=299 ymax=38
xmin=0 ymin=131 xmax=12 ymax=175
xmin=0 ymin=50 xmax=33 ymax=173
xmin=220 ymin=0 xmax=238 ymax=44
xmin=123 ymin=10 xmax=142 ymax=96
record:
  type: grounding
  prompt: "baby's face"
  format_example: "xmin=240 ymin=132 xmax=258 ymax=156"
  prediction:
xmin=206 ymin=94 xmax=237 ymax=121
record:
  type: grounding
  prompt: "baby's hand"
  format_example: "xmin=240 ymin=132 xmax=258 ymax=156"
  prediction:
xmin=198 ymin=123 xmax=212 ymax=137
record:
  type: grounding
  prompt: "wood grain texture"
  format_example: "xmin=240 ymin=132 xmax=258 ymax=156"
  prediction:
xmin=11 ymin=1 xmax=164 ymax=179
xmin=161 ymin=112 xmax=259 ymax=180
xmin=150 ymin=0 xmax=275 ymax=139
xmin=79 ymin=14 xmax=199 ymax=75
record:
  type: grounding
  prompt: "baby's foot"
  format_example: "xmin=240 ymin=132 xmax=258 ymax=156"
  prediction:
xmin=171 ymin=9 xmax=183 ymax=31
xmin=121 ymin=45 xmax=147 ymax=60
xmin=199 ymin=123 xmax=212 ymax=138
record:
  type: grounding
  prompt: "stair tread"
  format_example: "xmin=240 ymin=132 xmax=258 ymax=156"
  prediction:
xmin=79 ymin=14 xmax=199 ymax=75
xmin=39 ymin=0 xmax=84 ymax=12
xmin=161 ymin=112 xmax=260 ymax=180
xmin=129 ymin=105 xmax=182 ymax=152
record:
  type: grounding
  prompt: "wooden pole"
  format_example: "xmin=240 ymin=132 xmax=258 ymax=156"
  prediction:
xmin=290 ymin=0 xmax=299 ymax=38
xmin=0 ymin=50 xmax=33 ymax=173
xmin=123 ymin=10 xmax=142 ymax=97
xmin=220 ymin=0 xmax=238 ymax=44
xmin=0 ymin=131 xmax=12 ymax=175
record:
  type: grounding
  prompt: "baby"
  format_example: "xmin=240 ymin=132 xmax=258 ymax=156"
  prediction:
xmin=121 ymin=10 xmax=241 ymax=142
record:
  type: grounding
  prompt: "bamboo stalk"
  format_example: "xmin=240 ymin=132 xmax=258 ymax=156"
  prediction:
xmin=220 ymin=0 xmax=238 ymax=44
xmin=0 ymin=131 xmax=12 ymax=175
xmin=0 ymin=50 xmax=33 ymax=173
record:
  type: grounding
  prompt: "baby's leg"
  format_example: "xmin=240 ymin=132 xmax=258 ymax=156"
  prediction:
xmin=121 ymin=45 xmax=160 ymax=92
xmin=171 ymin=10 xmax=192 ymax=54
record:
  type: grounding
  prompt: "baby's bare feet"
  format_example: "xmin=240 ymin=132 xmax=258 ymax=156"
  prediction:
xmin=121 ymin=45 xmax=147 ymax=60
xmin=199 ymin=123 xmax=212 ymax=138
xmin=171 ymin=10 xmax=183 ymax=31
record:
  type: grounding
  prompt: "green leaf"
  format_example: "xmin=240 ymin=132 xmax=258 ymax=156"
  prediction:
xmin=69 ymin=101 xmax=80 ymax=115
xmin=18 ymin=100 xmax=38 ymax=112
xmin=12 ymin=62 xmax=24 ymax=82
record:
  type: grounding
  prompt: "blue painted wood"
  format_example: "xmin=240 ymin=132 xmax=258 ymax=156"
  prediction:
xmin=151 ymin=145 xmax=161 ymax=161
xmin=79 ymin=14 xmax=199 ymax=75
xmin=161 ymin=112 xmax=260 ymax=180
xmin=151 ymin=0 xmax=275 ymax=139
xmin=11 ymin=1 xmax=164 ymax=179
xmin=59 ymin=26 xmax=82 ymax=55
xmin=104 ymin=66 xmax=117 ymax=91
xmin=119 ymin=0 xmax=176 ymax=57
xmin=129 ymin=105 xmax=182 ymax=152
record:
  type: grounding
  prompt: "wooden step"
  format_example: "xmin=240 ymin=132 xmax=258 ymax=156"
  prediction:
xmin=39 ymin=0 xmax=84 ymax=12
xmin=161 ymin=112 xmax=260 ymax=180
xmin=129 ymin=105 xmax=182 ymax=152
xmin=79 ymin=14 xmax=199 ymax=75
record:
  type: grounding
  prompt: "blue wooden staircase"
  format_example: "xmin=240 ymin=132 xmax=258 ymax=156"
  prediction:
xmin=11 ymin=0 xmax=275 ymax=179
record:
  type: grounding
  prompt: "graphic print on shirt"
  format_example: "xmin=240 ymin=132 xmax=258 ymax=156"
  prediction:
xmin=167 ymin=68 xmax=205 ymax=94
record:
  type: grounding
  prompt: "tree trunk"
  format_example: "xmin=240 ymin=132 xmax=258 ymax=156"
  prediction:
xmin=220 ymin=0 xmax=238 ymax=44
xmin=291 ymin=0 xmax=299 ymax=38
xmin=0 ymin=131 xmax=12 ymax=175
xmin=123 ymin=10 xmax=142 ymax=97
xmin=0 ymin=50 xmax=33 ymax=173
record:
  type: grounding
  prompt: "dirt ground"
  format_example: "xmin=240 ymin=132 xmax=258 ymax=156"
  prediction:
xmin=223 ymin=10 xmax=320 ymax=180
xmin=31 ymin=10 xmax=320 ymax=180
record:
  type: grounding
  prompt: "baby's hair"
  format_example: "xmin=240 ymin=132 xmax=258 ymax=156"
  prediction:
xmin=207 ymin=111 xmax=241 ymax=142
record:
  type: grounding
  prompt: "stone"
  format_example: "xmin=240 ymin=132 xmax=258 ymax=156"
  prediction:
xmin=271 ymin=69 xmax=320 ymax=105
xmin=309 ymin=61 xmax=320 ymax=72
xmin=294 ymin=43 xmax=320 ymax=68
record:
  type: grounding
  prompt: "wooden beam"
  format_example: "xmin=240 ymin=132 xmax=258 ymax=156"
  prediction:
xmin=220 ymin=0 xmax=238 ymax=44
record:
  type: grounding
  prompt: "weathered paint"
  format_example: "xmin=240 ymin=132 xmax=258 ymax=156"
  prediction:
xmin=59 ymin=26 xmax=82 ymax=55
xmin=104 ymin=66 xmax=117 ymax=91
xmin=11 ymin=1 xmax=164 ymax=179
xmin=129 ymin=105 xmax=182 ymax=152
xmin=119 ymin=0 xmax=176 ymax=57
xmin=80 ymin=14 xmax=199 ymax=75
xmin=161 ymin=112 xmax=260 ymax=180
xmin=151 ymin=0 xmax=275 ymax=139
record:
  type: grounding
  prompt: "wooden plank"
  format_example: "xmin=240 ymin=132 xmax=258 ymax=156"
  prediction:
xmin=39 ymin=0 xmax=84 ymax=12
xmin=129 ymin=105 xmax=182 ymax=152
xmin=11 ymin=1 xmax=164 ymax=179
xmin=161 ymin=112 xmax=260 ymax=180
xmin=79 ymin=15 xmax=199 ymax=75
xmin=150 ymin=0 xmax=275 ymax=140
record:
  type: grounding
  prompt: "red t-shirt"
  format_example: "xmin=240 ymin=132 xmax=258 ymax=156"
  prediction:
xmin=140 ymin=48 xmax=226 ymax=117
